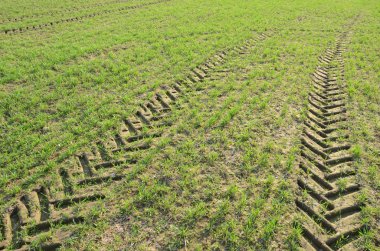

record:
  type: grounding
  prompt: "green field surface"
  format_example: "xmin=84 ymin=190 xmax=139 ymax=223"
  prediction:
xmin=0 ymin=0 xmax=379 ymax=250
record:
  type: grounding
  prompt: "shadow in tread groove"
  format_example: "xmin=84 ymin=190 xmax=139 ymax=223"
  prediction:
xmin=294 ymin=16 xmax=369 ymax=251
xmin=0 ymin=31 xmax=273 ymax=250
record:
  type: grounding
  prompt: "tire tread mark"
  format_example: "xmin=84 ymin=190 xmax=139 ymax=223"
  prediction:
xmin=0 ymin=31 xmax=273 ymax=250
xmin=0 ymin=0 xmax=139 ymax=24
xmin=295 ymin=17 xmax=368 ymax=250
xmin=2 ymin=0 xmax=171 ymax=34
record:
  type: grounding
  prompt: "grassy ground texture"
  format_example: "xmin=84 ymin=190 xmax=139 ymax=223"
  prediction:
xmin=344 ymin=9 xmax=380 ymax=250
xmin=1 ymin=0 xmax=297 ymax=195
xmin=0 ymin=0 xmax=379 ymax=250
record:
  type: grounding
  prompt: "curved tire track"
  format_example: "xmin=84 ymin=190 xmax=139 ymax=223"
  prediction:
xmin=0 ymin=32 xmax=272 ymax=250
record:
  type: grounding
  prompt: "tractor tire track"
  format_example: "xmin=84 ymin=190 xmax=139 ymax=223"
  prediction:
xmin=0 ymin=32 xmax=272 ymax=250
xmin=294 ymin=17 xmax=367 ymax=250
xmin=2 ymin=0 xmax=170 ymax=35
xmin=0 ymin=0 xmax=139 ymax=24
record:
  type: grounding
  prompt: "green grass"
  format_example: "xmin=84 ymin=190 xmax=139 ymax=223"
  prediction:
xmin=0 ymin=0 xmax=379 ymax=249
xmin=0 ymin=0 xmax=292 ymax=196
xmin=345 ymin=7 xmax=380 ymax=248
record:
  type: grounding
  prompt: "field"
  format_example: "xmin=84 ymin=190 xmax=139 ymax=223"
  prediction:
xmin=0 ymin=0 xmax=379 ymax=250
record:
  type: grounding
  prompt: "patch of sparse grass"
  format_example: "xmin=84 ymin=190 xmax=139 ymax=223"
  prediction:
xmin=336 ymin=177 xmax=349 ymax=192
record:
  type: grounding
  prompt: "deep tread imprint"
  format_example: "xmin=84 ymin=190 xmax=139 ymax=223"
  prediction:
xmin=0 ymin=32 xmax=272 ymax=250
xmin=295 ymin=17 xmax=366 ymax=251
